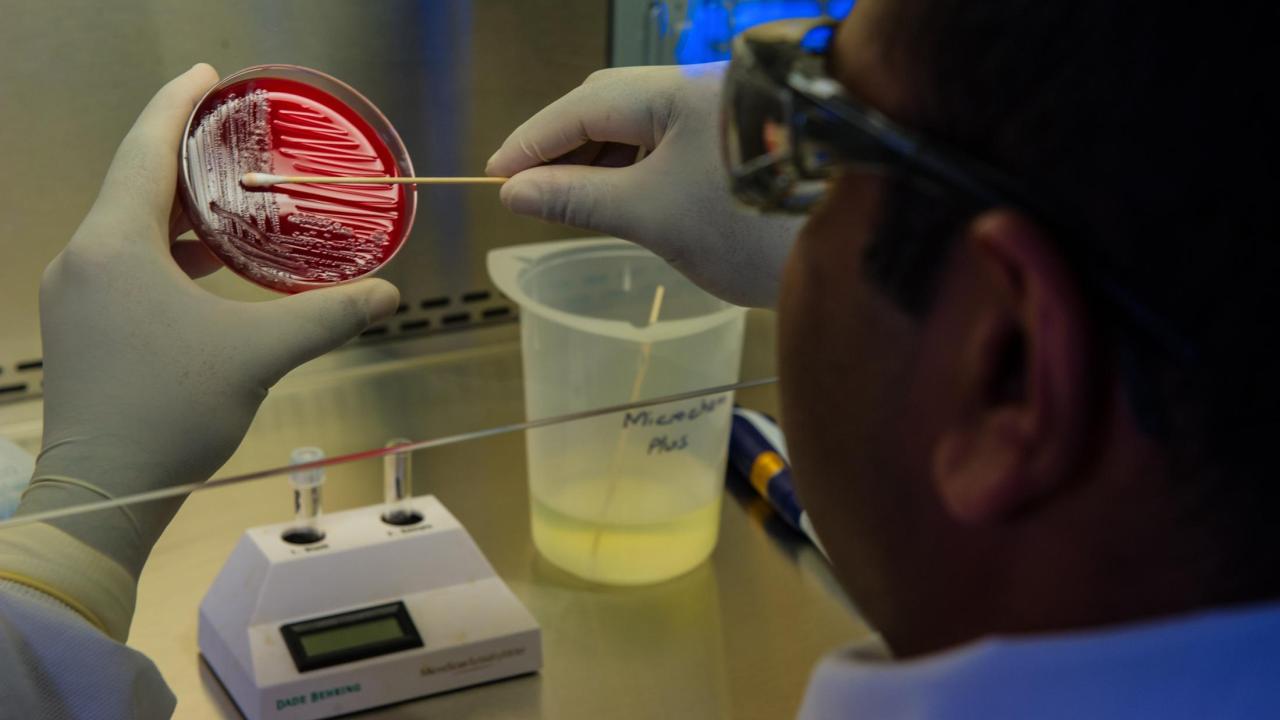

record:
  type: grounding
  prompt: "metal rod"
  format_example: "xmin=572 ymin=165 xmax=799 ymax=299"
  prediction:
xmin=0 ymin=376 xmax=778 ymax=529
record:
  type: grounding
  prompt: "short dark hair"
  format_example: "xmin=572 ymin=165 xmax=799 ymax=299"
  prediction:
xmin=861 ymin=1 xmax=1280 ymax=597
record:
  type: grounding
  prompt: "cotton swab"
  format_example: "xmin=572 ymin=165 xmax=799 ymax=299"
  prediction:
xmin=241 ymin=172 xmax=507 ymax=188
xmin=589 ymin=284 xmax=667 ymax=575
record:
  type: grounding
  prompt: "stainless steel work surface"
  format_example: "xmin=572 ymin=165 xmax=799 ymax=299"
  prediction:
xmin=113 ymin=317 xmax=871 ymax=720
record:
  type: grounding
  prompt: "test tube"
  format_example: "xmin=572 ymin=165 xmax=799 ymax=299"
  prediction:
xmin=381 ymin=439 xmax=422 ymax=525
xmin=284 ymin=446 xmax=326 ymax=544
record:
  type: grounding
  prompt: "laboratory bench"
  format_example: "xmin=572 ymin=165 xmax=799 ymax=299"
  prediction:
xmin=0 ymin=312 xmax=871 ymax=719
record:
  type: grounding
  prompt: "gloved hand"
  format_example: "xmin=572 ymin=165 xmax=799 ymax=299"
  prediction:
xmin=17 ymin=64 xmax=401 ymax=579
xmin=486 ymin=63 xmax=803 ymax=308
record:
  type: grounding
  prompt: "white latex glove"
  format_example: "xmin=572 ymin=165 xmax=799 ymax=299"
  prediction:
xmin=17 ymin=65 xmax=401 ymax=577
xmin=486 ymin=63 xmax=803 ymax=308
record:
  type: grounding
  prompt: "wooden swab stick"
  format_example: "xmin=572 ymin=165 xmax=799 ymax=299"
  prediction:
xmin=590 ymin=284 xmax=667 ymax=572
xmin=241 ymin=172 xmax=507 ymax=188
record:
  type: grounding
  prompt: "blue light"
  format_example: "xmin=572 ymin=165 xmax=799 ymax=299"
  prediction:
xmin=675 ymin=0 xmax=733 ymax=65
xmin=675 ymin=0 xmax=856 ymax=65
xmin=827 ymin=0 xmax=855 ymax=19
xmin=800 ymin=24 xmax=835 ymax=52
xmin=732 ymin=0 xmax=823 ymax=30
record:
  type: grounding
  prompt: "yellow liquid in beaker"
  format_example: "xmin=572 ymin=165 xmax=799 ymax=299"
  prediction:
xmin=531 ymin=480 xmax=722 ymax=586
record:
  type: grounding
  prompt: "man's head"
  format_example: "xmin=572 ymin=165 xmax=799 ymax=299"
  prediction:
xmin=777 ymin=1 xmax=1279 ymax=656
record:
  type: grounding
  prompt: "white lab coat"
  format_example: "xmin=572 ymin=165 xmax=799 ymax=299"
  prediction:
xmin=0 ymin=580 xmax=173 ymax=720
xmin=4 ymin=576 xmax=1280 ymax=719
xmin=799 ymin=601 xmax=1280 ymax=719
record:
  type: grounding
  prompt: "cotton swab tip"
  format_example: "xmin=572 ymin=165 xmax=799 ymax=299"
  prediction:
xmin=241 ymin=172 xmax=284 ymax=188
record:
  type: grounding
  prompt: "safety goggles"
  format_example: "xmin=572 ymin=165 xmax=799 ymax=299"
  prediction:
xmin=722 ymin=16 xmax=1028 ymax=214
xmin=721 ymin=16 xmax=1199 ymax=432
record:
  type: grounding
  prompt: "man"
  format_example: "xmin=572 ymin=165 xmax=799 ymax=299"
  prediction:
xmin=3 ymin=1 xmax=1278 ymax=717
xmin=488 ymin=0 xmax=1280 ymax=715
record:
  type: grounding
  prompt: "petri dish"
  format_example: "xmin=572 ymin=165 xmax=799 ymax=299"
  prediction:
xmin=179 ymin=65 xmax=416 ymax=293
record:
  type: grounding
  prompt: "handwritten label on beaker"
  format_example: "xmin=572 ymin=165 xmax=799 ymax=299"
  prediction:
xmin=621 ymin=395 xmax=729 ymax=455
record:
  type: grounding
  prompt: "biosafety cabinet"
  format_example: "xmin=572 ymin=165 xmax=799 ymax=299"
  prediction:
xmin=0 ymin=2 xmax=865 ymax=718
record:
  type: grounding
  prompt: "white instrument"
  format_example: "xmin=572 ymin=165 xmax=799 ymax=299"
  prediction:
xmin=198 ymin=494 xmax=541 ymax=720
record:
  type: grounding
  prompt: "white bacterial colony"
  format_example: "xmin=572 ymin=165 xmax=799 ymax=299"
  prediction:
xmin=185 ymin=89 xmax=396 ymax=289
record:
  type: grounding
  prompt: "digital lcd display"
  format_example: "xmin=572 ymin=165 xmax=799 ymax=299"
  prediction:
xmin=281 ymin=601 xmax=423 ymax=672
xmin=298 ymin=616 xmax=406 ymax=657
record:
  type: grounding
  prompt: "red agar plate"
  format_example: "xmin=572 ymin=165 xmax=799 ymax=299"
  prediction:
xmin=179 ymin=65 xmax=416 ymax=293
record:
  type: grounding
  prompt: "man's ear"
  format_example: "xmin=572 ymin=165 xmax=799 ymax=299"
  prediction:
xmin=931 ymin=210 xmax=1095 ymax=525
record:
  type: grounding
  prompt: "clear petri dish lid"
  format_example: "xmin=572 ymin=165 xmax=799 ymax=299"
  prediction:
xmin=179 ymin=65 xmax=416 ymax=294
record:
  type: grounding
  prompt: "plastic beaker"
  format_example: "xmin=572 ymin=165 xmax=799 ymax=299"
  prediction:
xmin=488 ymin=238 xmax=747 ymax=585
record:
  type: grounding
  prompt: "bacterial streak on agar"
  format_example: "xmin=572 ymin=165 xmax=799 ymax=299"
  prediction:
xmin=183 ymin=73 xmax=412 ymax=293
